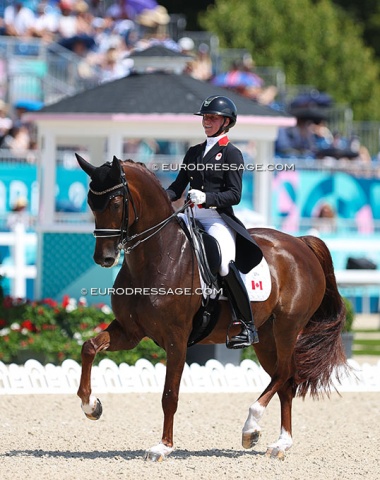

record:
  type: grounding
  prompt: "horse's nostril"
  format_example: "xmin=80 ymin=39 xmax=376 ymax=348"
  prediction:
xmin=93 ymin=255 xmax=114 ymax=267
xmin=102 ymin=257 xmax=115 ymax=267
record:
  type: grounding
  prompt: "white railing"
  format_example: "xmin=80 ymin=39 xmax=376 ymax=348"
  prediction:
xmin=335 ymin=270 xmax=380 ymax=314
xmin=335 ymin=270 xmax=380 ymax=286
xmin=0 ymin=358 xmax=379 ymax=395
xmin=0 ymin=224 xmax=37 ymax=298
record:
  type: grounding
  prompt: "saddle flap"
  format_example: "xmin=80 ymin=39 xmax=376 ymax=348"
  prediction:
xmin=198 ymin=228 xmax=221 ymax=276
xmin=178 ymin=216 xmax=221 ymax=279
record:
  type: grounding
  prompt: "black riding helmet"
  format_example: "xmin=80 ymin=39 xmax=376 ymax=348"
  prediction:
xmin=195 ymin=95 xmax=237 ymax=129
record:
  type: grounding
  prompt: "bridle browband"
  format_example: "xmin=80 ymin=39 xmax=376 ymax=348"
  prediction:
xmin=91 ymin=163 xmax=191 ymax=254
xmin=91 ymin=163 xmax=138 ymax=244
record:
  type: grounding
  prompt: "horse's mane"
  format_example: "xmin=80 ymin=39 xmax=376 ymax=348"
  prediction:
xmin=121 ymin=159 xmax=173 ymax=211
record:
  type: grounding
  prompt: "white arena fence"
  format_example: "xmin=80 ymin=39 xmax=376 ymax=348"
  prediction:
xmin=0 ymin=358 xmax=379 ymax=395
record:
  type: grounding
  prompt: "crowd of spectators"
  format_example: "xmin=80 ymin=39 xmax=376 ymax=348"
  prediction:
xmin=0 ymin=0 xmax=375 ymax=162
xmin=0 ymin=98 xmax=38 ymax=160
xmin=275 ymin=115 xmax=372 ymax=162
xmin=0 ymin=0 xmax=215 ymax=84
xmin=0 ymin=0 xmax=218 ymax=156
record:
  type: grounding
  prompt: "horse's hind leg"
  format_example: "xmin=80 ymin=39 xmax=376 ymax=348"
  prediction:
xmin=242 ymin=374 xmax=294 ymax=458
xmin=77 ymin=319 xmax=141 ymax=420
xmin=242 ymin=325 xmax=297 ymax=459
xmin=265 ymin=380 xmax=295 ymax=459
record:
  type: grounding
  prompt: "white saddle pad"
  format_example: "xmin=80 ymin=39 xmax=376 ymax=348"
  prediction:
xmin=200 ymin=257 xmax=271 ymax=302
xmin=240 ymin=257 xmax=271 ymax=301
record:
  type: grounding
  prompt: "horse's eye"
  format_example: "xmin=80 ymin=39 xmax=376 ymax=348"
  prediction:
xmin=111 ymin=200 xmax=122 ymax=211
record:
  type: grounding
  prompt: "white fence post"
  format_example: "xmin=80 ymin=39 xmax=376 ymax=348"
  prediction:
xmin=12 ymin=223 xmax=27 ymax=298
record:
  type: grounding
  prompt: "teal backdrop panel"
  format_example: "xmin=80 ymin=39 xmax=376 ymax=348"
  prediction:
xmin=40 ymin=232 xmax=116 ymax=303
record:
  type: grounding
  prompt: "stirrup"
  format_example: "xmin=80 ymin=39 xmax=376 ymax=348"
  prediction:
xmin=226 ymin=320 xmax=259 ymax=349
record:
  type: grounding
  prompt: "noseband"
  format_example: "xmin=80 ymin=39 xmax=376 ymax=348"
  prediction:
xmin=90 ymin=164 xmax=191 ymax=254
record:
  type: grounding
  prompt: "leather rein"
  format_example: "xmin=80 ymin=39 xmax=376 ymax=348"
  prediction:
xmin=90 ymin=165 xmax=191 ymax=254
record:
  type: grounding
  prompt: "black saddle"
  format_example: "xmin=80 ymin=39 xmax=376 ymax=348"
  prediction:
xmin=178 ymin=217 xmax=221 ymax=281
xmin=177 ymin=216 xmax=222 ymax=347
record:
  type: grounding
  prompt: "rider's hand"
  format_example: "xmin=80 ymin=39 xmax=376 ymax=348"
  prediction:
xmin=188 ymin=189 xmax=206 ymax=205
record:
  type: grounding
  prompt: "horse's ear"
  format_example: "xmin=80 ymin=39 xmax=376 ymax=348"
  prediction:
xmin=76 ymin=153 xmax=96 ymax=177
xmin=111 ymin=155 xmax=122 ymax=180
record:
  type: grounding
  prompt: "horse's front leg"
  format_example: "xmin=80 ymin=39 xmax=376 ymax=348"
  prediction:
xmin=144 ymin=340 xmax=188 ymax=462
xmin=77 ymin=319 xmax=142 ymax=420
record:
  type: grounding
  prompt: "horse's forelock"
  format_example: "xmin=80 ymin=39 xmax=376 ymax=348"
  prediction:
xmin=90 ymin=162 xmax=119 ymax=192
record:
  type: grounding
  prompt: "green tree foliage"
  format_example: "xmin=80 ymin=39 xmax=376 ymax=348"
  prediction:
xmin=200 ymin=0 xmax=380 ymax=120
xmin=330 ymin=0 xmax=380 ymax=59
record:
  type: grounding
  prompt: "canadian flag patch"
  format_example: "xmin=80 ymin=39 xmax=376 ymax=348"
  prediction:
xmin=251 ymin=280 xmax=263 ymax=290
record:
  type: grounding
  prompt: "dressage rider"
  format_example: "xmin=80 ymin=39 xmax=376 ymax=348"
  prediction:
xmin=166 ymin=95 xmax=263 ymax=349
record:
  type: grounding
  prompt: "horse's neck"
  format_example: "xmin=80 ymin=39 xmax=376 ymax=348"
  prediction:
xmin=124 ymin=216 xmax=187 ymax=280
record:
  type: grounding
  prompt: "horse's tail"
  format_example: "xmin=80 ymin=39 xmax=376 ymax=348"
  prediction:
xmin=294 ymin=235 xmax=348 ymax=399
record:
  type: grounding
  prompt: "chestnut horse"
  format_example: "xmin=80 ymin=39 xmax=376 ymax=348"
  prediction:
xmin=76 ymin=154 xmax=347 ymax=461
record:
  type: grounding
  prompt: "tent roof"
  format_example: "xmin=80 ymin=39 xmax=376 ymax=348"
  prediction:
xmin=38 ymin=71 xmax=290 ymax=118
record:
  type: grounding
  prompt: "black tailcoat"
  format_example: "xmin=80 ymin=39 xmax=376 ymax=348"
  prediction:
xmin=167 ymin=137 xmax=263 ymax=273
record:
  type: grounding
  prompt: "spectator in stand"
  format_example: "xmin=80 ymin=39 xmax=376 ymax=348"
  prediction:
xmin=180 ymin=40 xmax=213 ymax=81
xmin=73 ymin=1 xmax=94 ymax=36
xmin=348 ymin=133 xmax=372 ymax=163
xmin=6 ymin=197 xmax=32 ymax=231
xmin=275 ymin=117 xmax=317 ymax=158
xmin=3 ymin=0 xmax=35 ymax=37
xmin=32 ymin=2 xmax=60 ymax=41
xmin=87 ymin=0 xmax=106 ymax=17
xmin=56 ymin=0 xmax=98 ymax=57
xmin=311 ymin=118 xmax=334 ymax=150
xmin=133 ymin=5 xmax=177 ymax=51
xmin=1 ymin=124 xmax=33 ymax=160
xmin=98 ymin=46 xmax=132 ymax=83
xmin=0 ymin=100 xmax=13 ymax=147
xmin=57 ymin=1 xmax=78 ymax=39
xmin=106 ymin=0 xmax=158 ymax=22
xmin=310 ymin=202 xmax=337 ymax=234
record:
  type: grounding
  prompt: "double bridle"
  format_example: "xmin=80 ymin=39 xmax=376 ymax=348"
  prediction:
xmin=90 ymin=166 xmax=191 ymax=254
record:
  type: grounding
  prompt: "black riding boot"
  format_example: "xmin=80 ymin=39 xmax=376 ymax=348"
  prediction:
xmin=223 ymin=261 xmax=259 ymax=349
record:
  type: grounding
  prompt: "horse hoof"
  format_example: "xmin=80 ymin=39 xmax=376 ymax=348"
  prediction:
xmin=242 ymin=431 xmax=261 ymax=449
xmin=144 ymin=443 xmax=173 ymax=462
xmin=266 ymin=447 xmax=285 ymax=460
xmin=144 ymin=450 xmax=164 ymax=462
xmin=83 ymin=398 xmax=103 ymax=420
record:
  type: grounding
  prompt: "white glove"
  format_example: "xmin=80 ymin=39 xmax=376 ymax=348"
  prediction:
xmin=189 ymin=189 xmax=206 ymax=205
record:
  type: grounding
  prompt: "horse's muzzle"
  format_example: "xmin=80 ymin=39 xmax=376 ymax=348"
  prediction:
xmin=93 ymin=246 xmax=121 ymax=268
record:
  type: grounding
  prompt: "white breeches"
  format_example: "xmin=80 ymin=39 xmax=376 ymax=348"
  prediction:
xmin=181 ymin=207 xmax=236 ymax=277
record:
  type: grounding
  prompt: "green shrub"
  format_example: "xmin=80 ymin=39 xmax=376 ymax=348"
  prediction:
xmin=342 ymin=297 xmax=355 ymax=333
xmin=0 ymin=295 xmax=166 ymax=365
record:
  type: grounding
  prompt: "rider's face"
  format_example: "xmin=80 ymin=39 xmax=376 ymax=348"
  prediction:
xmin=202 ymin=114 xmax=228 ymax=137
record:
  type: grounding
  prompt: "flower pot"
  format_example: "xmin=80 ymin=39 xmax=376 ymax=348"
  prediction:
xmin=341 ymin=332 xmax=354 ymax=358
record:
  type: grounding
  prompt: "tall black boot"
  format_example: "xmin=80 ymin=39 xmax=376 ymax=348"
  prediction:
xmin=223 ymin=261 xmax=259 ymax=349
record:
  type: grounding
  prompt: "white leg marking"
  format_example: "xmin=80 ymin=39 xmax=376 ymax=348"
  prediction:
xmin=81 ymin=394 xmax=98 ymax=415
xmin=148 ymin=442 xmax=173 ymax=458
xmin=242 ymin=401 xmax=266 ymax=434
xmin=268 ymin=427 xmax=293 ymax=451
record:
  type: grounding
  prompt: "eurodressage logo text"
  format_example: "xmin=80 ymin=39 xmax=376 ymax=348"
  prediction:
xmin=149 ymin=163 xmax=295 ymax=172
xmin=81 ymin=287 xmax=223 ymax=296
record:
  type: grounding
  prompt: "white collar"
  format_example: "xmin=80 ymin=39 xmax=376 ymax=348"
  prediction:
xmin=204 ymin=134 xmax=227 ymax=155
xmin=206 ymin=133 xmax=227 ymax=147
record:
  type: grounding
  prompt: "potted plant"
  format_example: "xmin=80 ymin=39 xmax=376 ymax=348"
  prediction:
xmin=342 ymin=297 xmax=355 ymax=358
